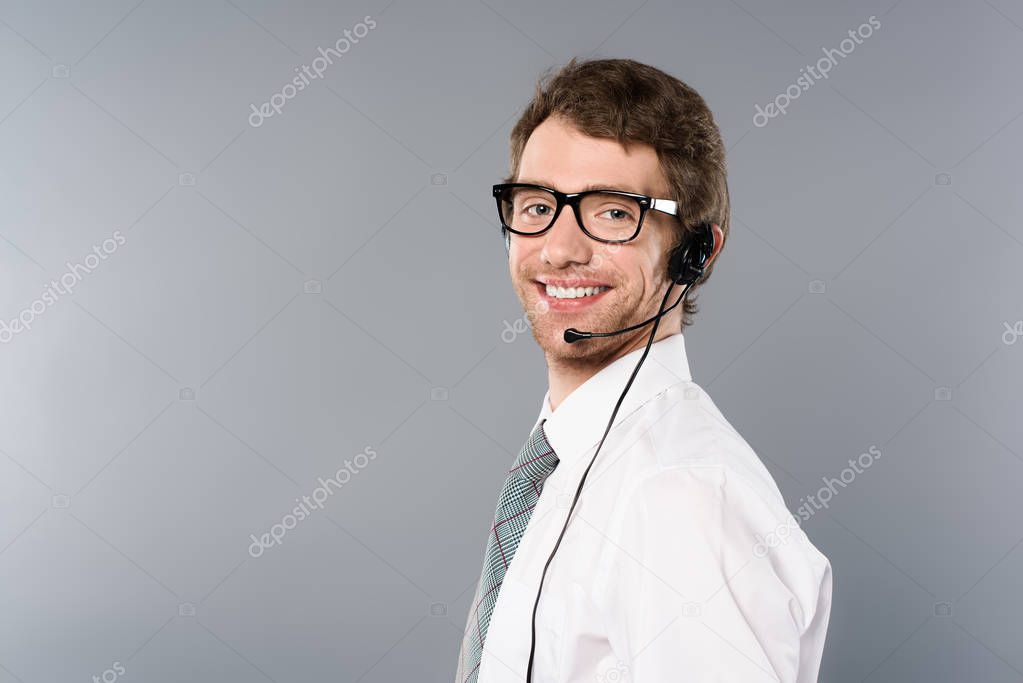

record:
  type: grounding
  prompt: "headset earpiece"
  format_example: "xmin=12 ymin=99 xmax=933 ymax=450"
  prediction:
xmin=667 ymin=223 xmax=715 ymax=286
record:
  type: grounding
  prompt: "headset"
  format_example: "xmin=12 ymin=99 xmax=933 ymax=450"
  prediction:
xmin=505 ymin=222 xmax=715 ymax=681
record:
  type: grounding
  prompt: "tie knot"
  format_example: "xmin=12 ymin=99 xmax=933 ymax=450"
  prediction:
xmin=508 ymin=418 xmax=559 ymax=483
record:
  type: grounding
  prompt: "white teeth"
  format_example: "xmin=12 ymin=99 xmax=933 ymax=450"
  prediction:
xmin=545 ymin=284 xmax=610 ymax=299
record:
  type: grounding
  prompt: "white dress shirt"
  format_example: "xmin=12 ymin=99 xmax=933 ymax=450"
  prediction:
xmin=475 ymin=332 xmax=832 ymax=682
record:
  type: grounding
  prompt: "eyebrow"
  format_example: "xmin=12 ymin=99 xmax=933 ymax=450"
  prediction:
xmin=517 ymin=178 xmax=648 ymax=195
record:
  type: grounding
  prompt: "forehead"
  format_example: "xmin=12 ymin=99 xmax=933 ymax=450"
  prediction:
xmin=518 ymin=115 xmax=668 ymax=197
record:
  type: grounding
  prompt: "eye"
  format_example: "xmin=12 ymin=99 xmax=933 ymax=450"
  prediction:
xmin=599 ymin=207 xmax=633 ymax=221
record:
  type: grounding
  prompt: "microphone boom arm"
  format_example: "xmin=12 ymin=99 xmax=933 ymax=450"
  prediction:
xmin=563 ymin=282 xmax=692 ymax=343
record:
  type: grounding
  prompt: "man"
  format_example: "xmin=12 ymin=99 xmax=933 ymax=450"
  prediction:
xmin=456 ymin=58 xmax=832 ymax=682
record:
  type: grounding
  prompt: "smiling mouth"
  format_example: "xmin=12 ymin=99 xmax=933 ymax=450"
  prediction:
xmin=533 ymin=281 xmax=612 ymax=309
xmin=542 ymin=283 xmax=611 ymax=299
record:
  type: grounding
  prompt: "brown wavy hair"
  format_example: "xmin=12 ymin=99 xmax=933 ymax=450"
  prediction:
xmin=503 ymin=57 xmax=730 ymax=330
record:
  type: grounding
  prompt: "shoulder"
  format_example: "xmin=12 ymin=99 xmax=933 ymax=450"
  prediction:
xmin=619 ymin=380 xmax=798 ymax=524
xmin=619 ymin=462 xmax=830 ymax=584
xmin=603 ymin=381 xmax=832 ymax=619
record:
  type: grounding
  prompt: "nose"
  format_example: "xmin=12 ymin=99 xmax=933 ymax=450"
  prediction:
xmin=540 ymin=206 xmax=594 ymax=269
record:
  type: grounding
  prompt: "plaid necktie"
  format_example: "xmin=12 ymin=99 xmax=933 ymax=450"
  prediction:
xmin=456 ymin=418 xmax=560 ymax=683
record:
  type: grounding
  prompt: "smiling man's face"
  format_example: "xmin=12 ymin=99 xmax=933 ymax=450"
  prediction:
xmin=508 ymin=115 xmax=682 ymax=366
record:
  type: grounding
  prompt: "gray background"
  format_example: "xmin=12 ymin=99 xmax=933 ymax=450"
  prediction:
xmin=1 ymin=0 xmax=1021 ymax=681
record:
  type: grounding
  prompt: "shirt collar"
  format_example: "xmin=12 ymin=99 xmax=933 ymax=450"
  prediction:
xmin=533 ymin=332 xmax=693 ymax=469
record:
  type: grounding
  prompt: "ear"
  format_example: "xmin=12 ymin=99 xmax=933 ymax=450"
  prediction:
xmin=705 ymin=223 xmax=723 ymax=269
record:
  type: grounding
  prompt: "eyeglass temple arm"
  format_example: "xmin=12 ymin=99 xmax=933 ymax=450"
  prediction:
xmin=651 ymin=198 xmax=679 ymax=216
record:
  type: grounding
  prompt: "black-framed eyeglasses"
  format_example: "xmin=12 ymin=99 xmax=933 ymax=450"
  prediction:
xmin=492 ymin=182 xmax=680 ymax=244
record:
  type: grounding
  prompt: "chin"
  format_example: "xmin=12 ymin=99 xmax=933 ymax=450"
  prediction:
xmin=532 ymin=322 xmax=608 ymax=361
xmin=528 ymin=321 xmax=568 ymax=353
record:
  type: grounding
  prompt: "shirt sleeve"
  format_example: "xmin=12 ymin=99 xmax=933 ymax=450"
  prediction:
xmin=599 ymin=465 xmax=832 ymax=682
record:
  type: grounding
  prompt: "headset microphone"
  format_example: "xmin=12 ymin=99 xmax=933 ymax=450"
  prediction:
xmin=562 ymin=294 xmax=684 ymax=343
xmin=524 ymin=222 xmax=714 ymax=683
